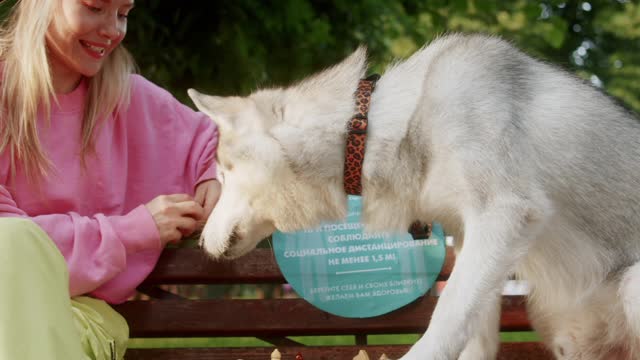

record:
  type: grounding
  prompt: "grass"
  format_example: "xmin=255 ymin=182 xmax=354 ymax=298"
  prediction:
xmin=128 ymin=332 xmax=539 ymax=349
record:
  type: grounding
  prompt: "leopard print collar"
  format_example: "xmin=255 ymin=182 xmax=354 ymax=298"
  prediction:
xmin=343 ymin=74 xmax=380 ymax=195
xmin=342 ymin=74 xmax=432 ymax=240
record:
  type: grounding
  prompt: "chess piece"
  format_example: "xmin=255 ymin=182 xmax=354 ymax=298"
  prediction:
xmin=353 ymin=350 xmax=370 ymax=360
xmin=271 ymin=349 xmax=281 ymax=360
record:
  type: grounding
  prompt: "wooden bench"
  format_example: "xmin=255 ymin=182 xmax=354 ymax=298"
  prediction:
xmin=113 ymin=247 xmax=552 ymax=359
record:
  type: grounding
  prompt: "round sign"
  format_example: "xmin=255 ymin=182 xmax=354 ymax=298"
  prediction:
xmin=272 ymin=195 xmax=445 ymax=318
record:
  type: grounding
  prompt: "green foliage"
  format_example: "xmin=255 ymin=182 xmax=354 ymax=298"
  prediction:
xmin=122 ymin=1 xmax=639 ymax=113
xmin=1 ymin=1 xmax=638 ymax=112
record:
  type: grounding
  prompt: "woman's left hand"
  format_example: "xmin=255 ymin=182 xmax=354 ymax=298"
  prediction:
xmin=194 ymin=179 xmax=222 ymax=226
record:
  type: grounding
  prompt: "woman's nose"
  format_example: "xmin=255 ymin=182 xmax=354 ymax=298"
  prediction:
xmin=98 ymin=15 xmax=124 ymax=41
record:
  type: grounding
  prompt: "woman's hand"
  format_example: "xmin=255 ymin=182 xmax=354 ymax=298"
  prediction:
xmin=145 ymin=194 xmax=204 ymax=246
xmin=194 ymin=179 xmax=222 ymax=227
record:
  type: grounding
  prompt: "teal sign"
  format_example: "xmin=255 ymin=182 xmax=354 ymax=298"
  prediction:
xmin=273 ymin=196 xmax=445 ymax=318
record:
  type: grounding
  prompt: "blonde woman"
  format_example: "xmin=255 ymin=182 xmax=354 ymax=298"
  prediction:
xmin=0 ymin=1 xmax=221 ymax=359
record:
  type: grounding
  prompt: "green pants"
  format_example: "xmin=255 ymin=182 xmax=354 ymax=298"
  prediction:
xmin=0 ymin=218 xmax=129 ymax=360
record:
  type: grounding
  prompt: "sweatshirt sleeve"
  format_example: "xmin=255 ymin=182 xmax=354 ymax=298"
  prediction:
xmin=131 ymin=75 xmax=218 ymax=190
xmin=0 ymin=185 xmax=161 ymax=296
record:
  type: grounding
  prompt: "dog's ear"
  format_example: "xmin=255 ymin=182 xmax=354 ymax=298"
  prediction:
xmin=187 ymin=89 xmax=234 ymax=130
xmin=316 ymin=46 xmax=368 ymax=84
xmin=288 ymin=46 xmax=368 ymax=108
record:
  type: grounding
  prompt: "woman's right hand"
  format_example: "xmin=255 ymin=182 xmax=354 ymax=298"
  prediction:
xmin=145 ymin=194 xmax=205 ymax=246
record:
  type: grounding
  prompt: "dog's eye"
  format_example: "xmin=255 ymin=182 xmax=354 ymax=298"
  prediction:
xmin=272 ymin=104 xmax=285 ymax=120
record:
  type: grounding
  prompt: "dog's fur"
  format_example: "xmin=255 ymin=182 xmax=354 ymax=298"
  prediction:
xmin=188 ymin=34 xmax=640 ymax=359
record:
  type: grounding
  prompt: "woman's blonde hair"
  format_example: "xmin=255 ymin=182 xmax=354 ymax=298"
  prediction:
xmin=0 ymin=0 xmax=136 ymax=178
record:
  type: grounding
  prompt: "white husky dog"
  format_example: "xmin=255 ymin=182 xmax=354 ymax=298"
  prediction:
xmin=188 ymin=33 xmax=640 ymax=359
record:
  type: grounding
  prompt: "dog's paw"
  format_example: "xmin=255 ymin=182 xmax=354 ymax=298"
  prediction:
xmin=396 ymin=355 xmax=421 ymax=360
xmin=457 ymin=341 xmax=497 ymax=360
xmin=458 ymin=348 xmax=492 ymax=360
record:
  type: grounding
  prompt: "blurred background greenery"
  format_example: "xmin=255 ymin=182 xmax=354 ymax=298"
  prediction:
xmin=1 ymin=0 xmax=639 ymax=112
xmin=127 ymin=0 xmax=640 ymax=112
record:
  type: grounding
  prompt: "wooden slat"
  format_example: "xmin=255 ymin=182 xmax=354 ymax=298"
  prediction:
xmin=124 ymin=343 xmax=552 ymax=360
xmin=141 ymin=247 xmax=455 ymax=285
xmin=142 ymin=248 xmax=283 ymax=284
xmin=114 ymin=296 xmax=530 ymax=338
xmin=136 ymin=284 xmax=185 ymax=300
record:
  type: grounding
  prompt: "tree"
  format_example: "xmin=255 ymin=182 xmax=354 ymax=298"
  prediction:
xmin=1 ymin=0 xmax=638 ymax=112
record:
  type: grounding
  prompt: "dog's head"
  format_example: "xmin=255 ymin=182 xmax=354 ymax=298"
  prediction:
xmin=188 ymin=47 xmax=368 ymax=259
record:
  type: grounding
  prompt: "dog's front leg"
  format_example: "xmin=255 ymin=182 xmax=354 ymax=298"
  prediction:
xmin=399 ymin=199 xmax=546 ymax=360
xmin=457 ymin=290 xmax=501 ymax=360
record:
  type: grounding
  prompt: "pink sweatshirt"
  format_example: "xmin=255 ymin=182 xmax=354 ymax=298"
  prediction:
xmin=0 ymin=75 xmax=218 ymax=304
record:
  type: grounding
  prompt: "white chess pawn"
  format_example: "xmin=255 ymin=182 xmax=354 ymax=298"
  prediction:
xmin=271 ymin=349 xmax=282 ymax=360
xmin=353 ymin=350 xmax=370 ymax=360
